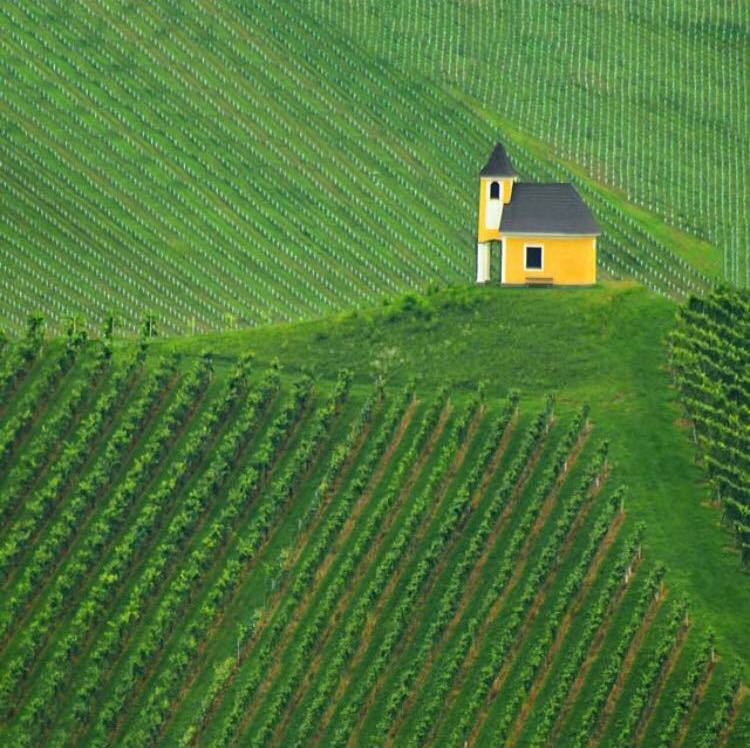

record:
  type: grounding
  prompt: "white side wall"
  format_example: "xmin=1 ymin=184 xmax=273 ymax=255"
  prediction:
xmin=476 ymin=242 xmax=491 ymax=283
xmin=484 ymin=182 xmax=503 ymax=230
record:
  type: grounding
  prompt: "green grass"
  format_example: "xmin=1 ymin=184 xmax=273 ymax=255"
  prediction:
xmin=145 ymin=282 xmax=747 ymax=644
xmin=150 ymin=281 xmax=750 ymax=662
xmin=0 ymin=281 xmax=747 ymax=747
xmin=1 ymin=4 xmax=745 ymax=744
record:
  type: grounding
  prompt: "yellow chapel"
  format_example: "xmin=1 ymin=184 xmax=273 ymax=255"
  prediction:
xmin=476 ymin=143 xmax=600 ymax=286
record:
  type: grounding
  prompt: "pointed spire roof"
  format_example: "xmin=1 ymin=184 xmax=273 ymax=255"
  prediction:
xmin=480 ymin=142 xmax=517 ymax=178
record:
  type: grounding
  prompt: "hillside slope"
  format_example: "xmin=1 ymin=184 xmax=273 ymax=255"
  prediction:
xmin=0 ymin=283 xmax=747 ymax=747
xmin=1 ymin=0 xmax=715 ymax=336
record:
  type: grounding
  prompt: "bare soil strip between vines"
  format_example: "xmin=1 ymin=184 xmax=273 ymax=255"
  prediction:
xmin=549 ymin=551 xmax=645 ymax=744
xmin=507 ymin=509 xmax=627 ymax=747
xmin=206 ymin=398 xmax=439 ymax=746
xmin=344 ymin=411 xmax=519 ymax=747
xmin=470 ymin=409 xmax=519 ymax=511
xmin=633 ymin=619 xmax=691 ymax=746
xmin=466 ymin=462 xmax=609 ymax=746
xmin=717 ymin=685 xmax=749 ymax=748
xmin=307 ymin=398 xmax=427 ymax=602
xmin=393 ymin=417 xmax=568 ymax=747
xmin=270 ymin=406 xmax=485 ymax=746
xmin=445 ymin=426 xmax=582 ymax=702
xmin=386 ymin=420 xmax=568 ymax=746
xmin=586 ymin=586 xmax=668 ymax=748
xmin=674 ymin=656 xmax=717 ymax=748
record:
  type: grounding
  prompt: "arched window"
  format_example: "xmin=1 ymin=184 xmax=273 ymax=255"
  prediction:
xmin=490 ymin=181 xmax=501 ymax=200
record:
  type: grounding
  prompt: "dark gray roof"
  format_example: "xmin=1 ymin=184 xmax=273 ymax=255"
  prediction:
xmin=499 ymin=183 xmax=601 ymax=235
xmin=480 ymin=142 xmax=517 ymax=178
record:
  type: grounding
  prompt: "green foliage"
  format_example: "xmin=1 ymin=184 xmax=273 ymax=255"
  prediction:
xmin=696 ymin=663 xmax=743 ymax=748
xmin=669 ymin=287 xmax=750 ymax=561
xmin=657 ymin=630 xmax=716 ymax=747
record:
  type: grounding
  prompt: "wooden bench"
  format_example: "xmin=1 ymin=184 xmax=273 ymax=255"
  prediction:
xmin=525 ymin=277 xmax=554 ymax=287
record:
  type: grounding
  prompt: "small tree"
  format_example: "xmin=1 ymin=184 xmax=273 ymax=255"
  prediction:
xmin=100 ymin=312 xmax=116 ymax=360
xmin=141 ymin=313 xmax=158 ymax=341
xmin=25 ymin=313 xmax=45 ymax=342
xmin=65 ymin=314 xmax=87 ymax=350
xmin=103 ymin=312 xmax=115 ymax=341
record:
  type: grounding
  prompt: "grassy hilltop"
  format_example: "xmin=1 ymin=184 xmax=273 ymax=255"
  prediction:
xmin=1 ymin=283 xmax=748 ymax=746
xmin=155 ymin=281 xmax=750 ymax=656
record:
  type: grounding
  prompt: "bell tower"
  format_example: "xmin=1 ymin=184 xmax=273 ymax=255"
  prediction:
xmin=476 ymin=142 xmax=517 ymax=283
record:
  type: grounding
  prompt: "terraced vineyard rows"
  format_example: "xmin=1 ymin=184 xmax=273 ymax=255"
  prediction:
xmin=670 ymin=287 xmax=750 ymax=562
xmin=0 ymin=340 xmax=743 ymax=746
xmin=1 ymin=0 xmax=716 ymax=336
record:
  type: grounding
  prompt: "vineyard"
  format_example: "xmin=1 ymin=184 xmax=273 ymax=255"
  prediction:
xmin=0 ymin=284 xmax=747 ymax=747
xmin=0 ymin=0 xmax=729 ymax=336
xmin=670 ymin=288 xmax=750 ymax=563
xmin=1 ymin=0 xmax=749 ymax=742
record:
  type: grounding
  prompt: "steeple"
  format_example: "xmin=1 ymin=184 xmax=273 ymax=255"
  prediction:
xmin=477 ymin=142 xmax=519 ymax=282
xmin=480 ymin=142 xmax=517 ymax=178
